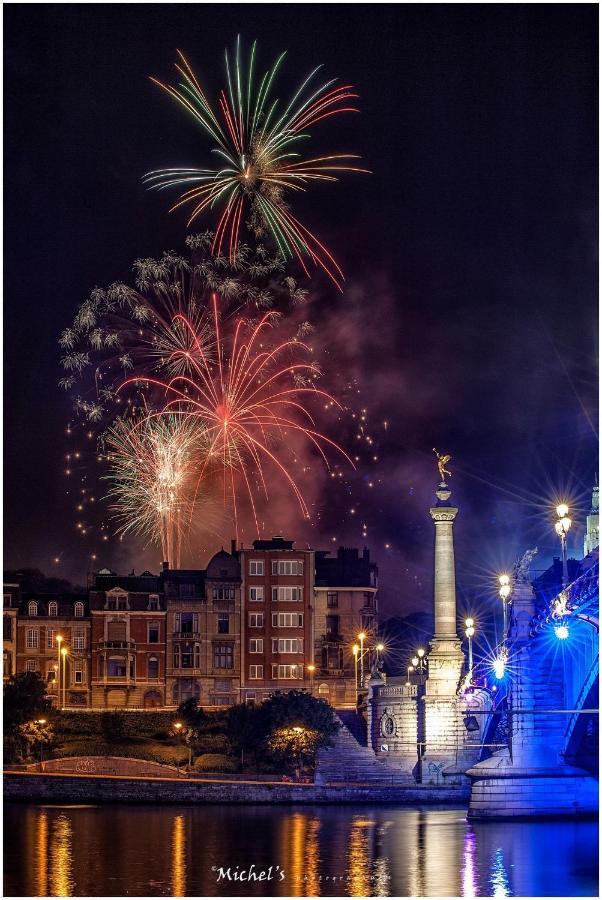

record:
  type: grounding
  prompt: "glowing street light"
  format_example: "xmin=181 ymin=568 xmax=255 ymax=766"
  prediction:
xmin=493 ymin=655 xmax=506 ymax=680
xmin=352 ymin=644 xmax=359 ymax=707
xmin=498 ymin=575 xmax=512 ymax=638
xmin=465 ymin=618 xmax=475 ymax=676
xmin=60 ymin=645 xmax=68 ymax=709
xmin=357 ymin=631 xmax=366 ymax=689
xmin=407 ymin=664 xmax=414 ymax=685
xmin=555 ymin=503 xmax=572 ymax=586
xmin=56 ymin=635 xmax=63 ymax=709
xmin=554 ymin=624 xmax=569 ymax=640
xmin=307 ymin=663 xmax=316 ymax=694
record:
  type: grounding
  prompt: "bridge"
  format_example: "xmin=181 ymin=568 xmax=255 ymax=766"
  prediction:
xmin=467 ymin=553 xmax=598 ymax=818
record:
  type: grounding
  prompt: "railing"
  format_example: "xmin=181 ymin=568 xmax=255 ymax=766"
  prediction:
xmin=168 ymin=667 xmax=203 ymax=675
xmin=376 ymin=684 xmax=417 ymax=697
xmin=171 ymin=632 xmax=201 ymax=639
xmin=97 ymin=640 xmax=136 ymax=650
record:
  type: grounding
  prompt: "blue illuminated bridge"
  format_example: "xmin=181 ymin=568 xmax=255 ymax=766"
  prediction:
xmin=467 ymin=555 xmax=599 ymax=818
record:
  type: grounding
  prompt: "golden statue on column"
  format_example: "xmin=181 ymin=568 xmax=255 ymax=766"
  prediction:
xmin=433 ymin=448 xmax=452 ymax=483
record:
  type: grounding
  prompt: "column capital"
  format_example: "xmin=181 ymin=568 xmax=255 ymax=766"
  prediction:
xmin=430 ymin=507 xmax=458 ymax=522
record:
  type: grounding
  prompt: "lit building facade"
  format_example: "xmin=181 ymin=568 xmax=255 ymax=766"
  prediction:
xmin=313 ymin=547 xmax=378 ymax=707
xmin=89 ymin=571 xmax=166 ymax=709
xmin=3 ymin=584 xmax=20 ymax=680
xmin=584 ymin=478 xmax=599 ymax=557
xmin=239 ymin=537 xmax=314 ymax=703
xmin=15 ymin=594 xmax=91 ymax=707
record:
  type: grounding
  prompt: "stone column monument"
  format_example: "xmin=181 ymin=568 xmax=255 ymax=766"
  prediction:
xmin=421 ymin=452 xmax=467 ymax=781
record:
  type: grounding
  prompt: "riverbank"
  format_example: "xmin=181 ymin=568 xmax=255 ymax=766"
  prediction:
xmin=4 ymin=770 xmax=469 ymax=805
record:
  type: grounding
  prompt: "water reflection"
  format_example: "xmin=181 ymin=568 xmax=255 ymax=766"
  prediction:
xmin=4 ymin=803 xmax=598 ymax=897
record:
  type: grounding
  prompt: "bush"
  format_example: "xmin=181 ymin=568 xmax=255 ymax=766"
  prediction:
xmin=194 ymin=753 xmax=237 ymax=773
xmin=193 ymin=733 xmax=231 ymax=755
xmin=100 ymin=711 xmax=126 ymax=742
xmin=51 ymin=738 xmax=188 ymax=767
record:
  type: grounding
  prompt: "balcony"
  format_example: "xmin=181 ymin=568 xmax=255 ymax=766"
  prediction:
xmin=168 ymin=667 xmax=203 ymax=676
xmin=171 ymin=631 xmax=201 ymax=640
xmin=97 ymin=640 xmax=136 ymax=651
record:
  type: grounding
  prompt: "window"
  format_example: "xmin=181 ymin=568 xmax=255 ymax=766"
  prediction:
xmin=177 ymin=642 xmax=200 ymax=669
xmin=249 ymin=560 xmax=264 ymax=576
xmin=48 ymin=601 xmax=58 ymax=617
xmin=148 ymin=657 xmax=159 ymax=679
xmin=4 ymin=651 xmax=12 ymax=677
xmin=272 ymin=638 xmax=303 ymax=654
xmin=214 ymin=679 xmax=232 ymax=691
xmin=323 ymin=645 xmax=343 ymax=670
xmin=363 ymin=592 xmax=374 ymax=609
xmin=148 ymin=595 xmax=160 ymax=611
xmin=28 ymin=601 xmax=38 ymax=617
xmin=213 ymin=586 xmax=236 ymax=600
xmin=327 ymin=592 xmax=339 ymax=608
xmin=108 ymin=657 xmax=127 ymax=677
xmin=249 ymin=639 xmax=264 ymax=654
xmin=249 ymin=586 xmax=264 ymax=602
xmin=272 ymin=612 xmax=304 ymax=628
xmin=175 ymin=612 xmax=197 ymax=635
xmin=217 ymin=613 xmax=230 ymax=634
xmin=173 ymin=644 xmax=180 ymax=668
xmin=213 ymin=642 xmax=234 ymax=670
xmin=249 ymin=665 xmax=264 ymax=680
xmin=3 ymin=616 xmax=12 ymax=640
xmin=272 ymin=560 xmax=304 ymax=576
xmin=73 ymin=659 xmax=84 ymax=684
xmin=47 ymin=629 xmax=57 ymax=649
xmin=105 ymin=595 xmax=126 ymax=611
xmin=272 ymin=586 xmax=303 ymax=602
xmin=72 ymin=629 xmax=86 ymax=650
xmin=148 ymin=622 xmax=160 ymax=643
xmin=46 ymin=663 xmax=57 ymax=683
xmin=107 ymin=620 xmax=126 ymax=642
xmin=326 ymin=615 xmax=340 ymax=637
xmin=172 ymin=679 xmax=200 ymax=704
xmin=26 ymin=628 xmax=39 ymax=649
xmin=25 ymin=659 xmax=40 ymax=672
xmin=4 ymin=593 xmax=12 ymax=608
xmin=249 ymin=613 xmax=264 ymax=628
xmin=271 ymin=664 xmax=303 ymax=680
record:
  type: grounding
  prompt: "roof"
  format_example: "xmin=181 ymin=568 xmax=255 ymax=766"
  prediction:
xmin=206 ymin=550 xmax=241 ymax=580
xmin=315 ymin=546 xmax=378 ymax=588
xmin=88 ymin=590 xmax=166 ymax=611
xmin=19 ymin=594 xmax=89 ymax=617
xmin=251 ymin=536 xmax=295 ymax=551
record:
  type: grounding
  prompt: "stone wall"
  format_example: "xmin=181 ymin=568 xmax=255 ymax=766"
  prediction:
xmin=4 ymin=771 xmax=469 ymax=806
xmin=36 ymin=756 xmax=180 ymax=778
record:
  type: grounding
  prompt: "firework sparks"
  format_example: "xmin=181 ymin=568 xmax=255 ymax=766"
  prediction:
xmin=119 ymin=293 xmax=353 ymax=538
xmin=103 ymin=414 xmax=212 ymax=567
xmin=144 ymin=38 xmax=368 ymax=290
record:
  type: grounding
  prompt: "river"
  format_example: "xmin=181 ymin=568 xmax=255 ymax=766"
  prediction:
xmin=3 ymin=803 xmax=598 ymax=897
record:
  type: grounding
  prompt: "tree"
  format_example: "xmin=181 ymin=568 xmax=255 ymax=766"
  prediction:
xmin=260 ymin=690 xmax=339 ymax=751
xmin=267 ymin=725 xmax=321 ymax=778
xmin=176 ymin=697 xmax=206 ymax=730
xmin=225 ymin=703 xmax=264 ymax=765
xmin=3 ymin=672 xmax=52 ymax=735
xmin=17 ymin=720 xmax=54 ymax=764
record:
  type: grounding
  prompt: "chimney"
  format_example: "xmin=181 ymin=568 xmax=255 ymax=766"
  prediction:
xmin=230 ymin=539 xmax=237 ymax=556
xmin=162 ymin=561 xmax=169 ymax=572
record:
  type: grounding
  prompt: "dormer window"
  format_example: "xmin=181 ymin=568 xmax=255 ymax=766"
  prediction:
xmin=106 ymin=592 xmax=128 ymax=611
xmin=28 ymin=601 xmax=38 ymax=617
xmin=148 ymin=594 xmax=159 ymax=611
xmin=74 ymin=602 xmax=84 ymax=618
xmin=48 ymin=601 xmax=58 ymax=617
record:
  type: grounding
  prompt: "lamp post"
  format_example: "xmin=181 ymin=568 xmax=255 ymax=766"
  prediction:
xmin=406 ymin=664 xmax=414 ymax=685
xmin=464 ymin=618 xmax=475 ymax=678
xmin=174 ymin=721 xmax=192 ymax=771
xmin=60 ymin=646 xmax=68 ymax=709
xmin=352 ymin=644 xmax=359 ymax=707
xmin=555 ymin=503 xmax=572 ymax=586
xmin=358 ymin=631 xmax=366 ymax=689
xmin=498 ymin=575 xmax=511 ymax=639
xmin=56 ymin=635 xmax=63 ymax=709
xmin=36 ymin=719 xmax=47 ymax=767
xmin=307 ymin=663 xmax=316 ymax=695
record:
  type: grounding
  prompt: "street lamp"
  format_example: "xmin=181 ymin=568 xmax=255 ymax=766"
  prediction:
xmin=173 ymin=721 xmax=192 ymax=770
xmin=464 ymin=618 xmax=475 ymax=677
xmin=352 ymin=644 xmax=359 ymax=707
xmin=56 ymin=635 xmax=63 ymax=708
xmin=36 ymin=719 xmax=47 ymax=767
xmin=407 ymin=664 xmax=414 ymax=685
xmin=307 ymin=663 xmax=316 ymax=695
xmin=498 ymin=575 xmax=511 ymax=638
xmin=60 ymin=646 xmax=68 ymax=709
xmin=357 ymin=632 xmax=366 ymax=689
xmin=555 ymin=503 xmax=572 ymax=586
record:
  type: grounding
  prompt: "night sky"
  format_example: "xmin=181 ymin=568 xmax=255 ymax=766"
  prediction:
xmin=5 ymin=4 xmax=598 ymax=619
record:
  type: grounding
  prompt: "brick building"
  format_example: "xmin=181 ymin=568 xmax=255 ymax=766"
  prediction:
xmin=239 ymin=537 xmax=314 ymax=704
xmin=313 ymin=547 xmax=379 ymax=707
xmin=3 ymin=584 xmax=20 ymax=680
xmin=89 ymin=571 xmax=166 ymax=709
xmin=15 ymin=594 xmax=91 ymax=707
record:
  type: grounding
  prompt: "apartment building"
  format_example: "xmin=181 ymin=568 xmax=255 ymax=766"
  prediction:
xmin=239 ymin=536 xmax=314 ymax=703
xmin=313 ymin=546 xmax=378 ymax=707
xmin=4 ymin=584 xmax=20 ymax=680
xmin=15 ymin=594 xmax=91 ymax=707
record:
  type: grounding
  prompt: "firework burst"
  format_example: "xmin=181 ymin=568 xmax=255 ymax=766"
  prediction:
xmin=119 ymin=293 xmax=353 ymax=538
xmin=103 ymin=414 xmax=213 ymax=567
xmin=144 ymin=38 xmax=368 ymax=290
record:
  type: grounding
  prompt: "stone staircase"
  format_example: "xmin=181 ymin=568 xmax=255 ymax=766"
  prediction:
xmin=316 ymin=717 xmax=414 ymax=785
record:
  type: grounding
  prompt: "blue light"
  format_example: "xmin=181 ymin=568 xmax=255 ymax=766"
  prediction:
xmin=493 ymin=657 xmax=506 ymax=679
xmin=554 ymin=623 xmax=569 ymax=640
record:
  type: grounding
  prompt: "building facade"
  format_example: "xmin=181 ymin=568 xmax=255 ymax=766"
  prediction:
xmin=313 ymin=547 xmax=378 ymax=707
xmin=584 ymin=478 xmax=599 ymax=557
xmin=15 ymin=594 xmax=91 ymax=707
xmin=3 ymin=584 xmax=20 ymax=680
xmin=239 ymin=537 xmax=314 ymax=704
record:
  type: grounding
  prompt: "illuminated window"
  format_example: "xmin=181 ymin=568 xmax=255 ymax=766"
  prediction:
xmin=271 ymin=586 xmax=303 ymax=602
xmin=72 ymin=629 xmax=86 ymax=650
xmin=47 ymin=629 xmax=57 ymax=649
xmin=25 ymin=659 xmax=40 ymax=673
xmin=26 ymin=628 xmax=39 ymax=649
